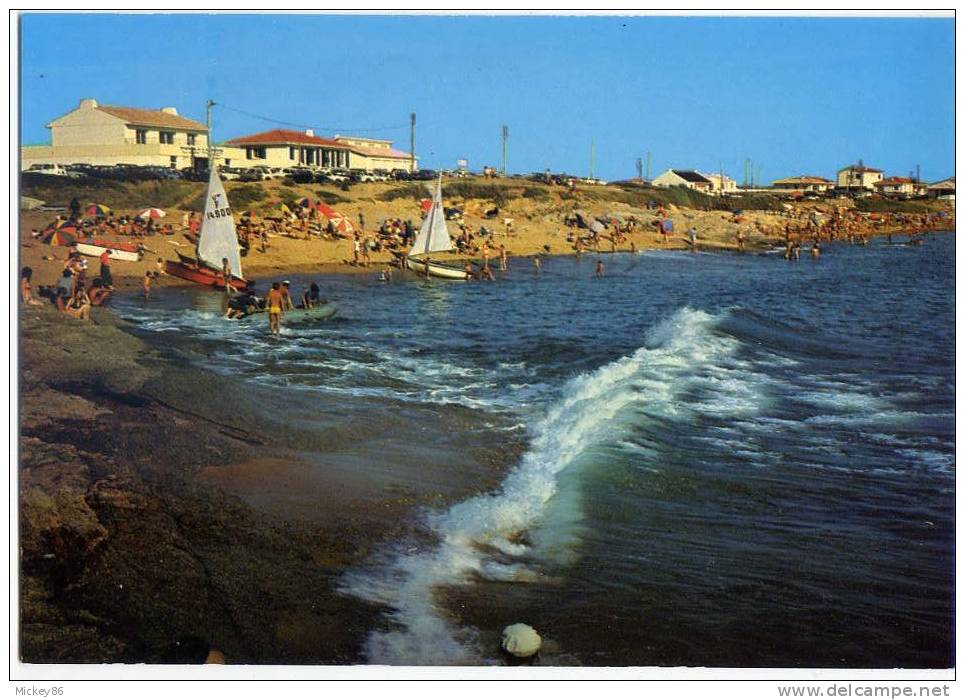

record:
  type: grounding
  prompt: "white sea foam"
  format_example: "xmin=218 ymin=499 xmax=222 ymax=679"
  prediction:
xmin=339 ymin=307 xmax=768 ymax=665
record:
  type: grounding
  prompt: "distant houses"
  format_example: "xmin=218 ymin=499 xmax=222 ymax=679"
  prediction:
xmin=21 ymin=97 xmax=418 ymax=173
xmin=836 ymin=163 xmax=884 ymax=190
xmin=771 ymin=176 xmax=834 ymax=193
xmin=927 ymin=177 xmax=955 ymax=200
xmin=874 ymin=176 xmax=920 ymax=197
xmin=652 ymin=169 xmax=736 ymax=194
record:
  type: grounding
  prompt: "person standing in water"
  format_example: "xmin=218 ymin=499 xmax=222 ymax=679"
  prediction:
xmin=221 ymin=257 xmax=232 ymax=287
xmin=596 ymin=259 xmax=605 ymax=277
xmin=499 ymin=244 xmax=508 ymax=272
xmin=532 ymin=255 xmax=541 ymax=273
xmin=688 ymin=227 xmax=698 ymax=252
xmin=266 ymin=282 xmax=285 ymax=336
xmin=142 ymin=271 xmax=154 ymax=301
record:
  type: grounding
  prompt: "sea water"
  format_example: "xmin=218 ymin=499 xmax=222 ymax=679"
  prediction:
xmin=115 ymin=234 xmax=954 ymax=667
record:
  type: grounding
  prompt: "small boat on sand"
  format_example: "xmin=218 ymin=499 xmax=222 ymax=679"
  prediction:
xmin=76 ymin=239 xmax=142 ymax=262
xmin=404 ymin=177 xmax=470 ymax=280
xmin=165 ymin=165 xmax=249 ymax=291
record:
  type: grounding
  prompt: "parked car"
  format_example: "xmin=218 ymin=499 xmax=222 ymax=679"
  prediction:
xmin=411 ymin=169 xmax=438 ymax=181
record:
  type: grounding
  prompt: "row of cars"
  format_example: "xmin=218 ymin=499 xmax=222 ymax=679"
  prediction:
xmin=25 ymin=161 xmax=445 ymax=186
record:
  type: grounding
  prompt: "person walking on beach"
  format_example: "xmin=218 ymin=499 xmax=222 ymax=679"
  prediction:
xmin=99 ymin=249 xmax=114 ymax=288
xmin=688 ymin=227 xmax=698 ymax=252
xmin=353 ymin=233 xmax=361 ymax=266
xmin=736 ymin=229 xmax=746 ymax=252
xmin=266 ymin=282 xmax=285 ymax=336
xmin=596 ymin=260 xmax=605 ymax=277
xmin=281 ymin=281 xmax=295 ymax=311
xmin=358 ymin=211 xmax=365 ymax=234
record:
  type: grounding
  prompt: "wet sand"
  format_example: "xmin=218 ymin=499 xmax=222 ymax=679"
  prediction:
xmin=18 ymin=303 xmax=521 ymax=664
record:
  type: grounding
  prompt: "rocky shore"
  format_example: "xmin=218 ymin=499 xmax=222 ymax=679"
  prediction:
xmin=19 ymin=305 xmax=390 ymax=664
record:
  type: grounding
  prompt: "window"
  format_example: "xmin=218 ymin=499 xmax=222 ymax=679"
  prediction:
xmin=246 ymin=147 xmax=266 ymax=160
xmin=170 ymin=156 xmax=178 ymax=168
xmin=135 ymin=129 xmax=147 ymax=144
xmin=289 ymin=147 xmax=296 ymax=160
xmin=160 ymin=131 xmax=175 ymax=145
xmin=187 ymin=134 xmax=196 ymax=146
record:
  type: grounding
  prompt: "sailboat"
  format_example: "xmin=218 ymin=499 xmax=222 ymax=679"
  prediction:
xmin=164 ymin=165 xmax=249 ymax=291
xmin=404 ymin=177 xmax=470 ymax=280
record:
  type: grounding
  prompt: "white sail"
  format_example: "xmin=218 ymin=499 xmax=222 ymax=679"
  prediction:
xmin=410 ymin=178 xmax=453 ymax=256
xmin=197 ymin=166 xmax=243 ymax=278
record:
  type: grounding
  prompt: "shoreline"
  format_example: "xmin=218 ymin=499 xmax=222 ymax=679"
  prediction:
xmin=19 ymin=304 xmax=446 ymax=663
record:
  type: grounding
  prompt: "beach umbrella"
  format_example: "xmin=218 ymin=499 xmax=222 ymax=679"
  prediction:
xmin=138 ymin=207 xmax=166 ymax=220
xmin=86 ymin=203 xmax=111 ymax=217
xmin=42 ymin=228 xmax=77 ymax=246
xmin=316 ymin=203 xmax=355 ymax=233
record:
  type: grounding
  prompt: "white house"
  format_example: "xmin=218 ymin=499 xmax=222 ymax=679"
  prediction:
xmin=652 ymin=169 xmax=713 ymax=193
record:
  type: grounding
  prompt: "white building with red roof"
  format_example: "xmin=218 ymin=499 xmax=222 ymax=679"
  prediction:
xmin=836 ymin=163 xmax=884 ymax=190
xmin=223 ymin=129 xmax=353 ymax=169
xmin=333 ymin=135 xmax=417 ymax=172
xmin=771 ymin=175 xmax=834 ymax=193
xmin=874 ymin=176 xmax=919 ymax=197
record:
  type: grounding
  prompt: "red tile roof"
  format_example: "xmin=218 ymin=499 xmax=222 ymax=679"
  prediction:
xmin=344 ymin=142 xmax=413 ymax=160
xmin=773 ymin=175 xmax=832 ymax=184
xmin=877 ymin=177 xmax=916 ymax=185
xmin=96 ymin=105 xmax=207 ymax=131
xmin=839 ymin=164 xmax=883 ymax=173
xmin=224 ymin=129 xmax=348 ymax=148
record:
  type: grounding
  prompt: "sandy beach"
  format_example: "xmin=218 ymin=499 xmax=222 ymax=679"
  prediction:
xmin=19 ymin=176 xmax=954 ymax=292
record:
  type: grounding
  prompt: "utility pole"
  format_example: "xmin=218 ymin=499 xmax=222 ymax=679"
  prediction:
xmin=206 ymin=99 xmax=215 ymax=166
xmin=410 ymin=112 xmax=416 ymax=172
xmin=501 ymin=125 xmax=508 ymax=176
xmin=646 ymin=151 xmax=651 ymax=180
xmin=636 ymin=157 xmax=643 ymax=181
xmin=590 ymin=139 xmax=595 ymax=179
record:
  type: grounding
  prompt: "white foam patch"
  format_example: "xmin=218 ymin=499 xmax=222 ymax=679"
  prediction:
xmin=340 ymin=307 xmax=770 ymax=665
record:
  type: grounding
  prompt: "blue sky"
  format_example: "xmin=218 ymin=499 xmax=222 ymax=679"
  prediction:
xmin=20 ymin=14 xmax=954 ymax=183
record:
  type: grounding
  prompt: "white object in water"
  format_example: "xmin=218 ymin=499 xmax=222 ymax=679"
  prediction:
xmin=501 ymin=623 xmax=542 ymax=658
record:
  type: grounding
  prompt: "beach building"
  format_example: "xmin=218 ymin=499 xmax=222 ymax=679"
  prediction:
xmin=21 ymin=98 xmax=209 ymax=170
xmin=927 ymin=177 xmax=955 ymax=200
xmin=700 ymin=172 xmax=738 ymax=193
xmin=652 ymin=169 xmax=713 ymax=193
xmin=874 ymin=176 xmax=918 ymax=197
xmin=334 ymin=135 xmax=417 ymax=172
xmin=771 ymin=176 xmax=834 ymax=193
xmin=836 ymin=163 xmax=884 ymax=190
xmin=222 ymin=129 xmax=352 ymax=170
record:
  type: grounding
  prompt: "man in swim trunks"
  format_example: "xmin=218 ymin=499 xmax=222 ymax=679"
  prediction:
xmin=266 ymin=281 xmax=285 ymax=335
xmin=281 ymin=280 xmax=295 ymax=311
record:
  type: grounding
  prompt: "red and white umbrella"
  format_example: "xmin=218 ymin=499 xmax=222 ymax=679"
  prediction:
xmin=137 ymin=208 xmax=166 ymax=220
xmin=316 ymin=203 xmax=355 ymax=233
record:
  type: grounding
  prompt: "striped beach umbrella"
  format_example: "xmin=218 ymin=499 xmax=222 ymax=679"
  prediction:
xmin=137 ymin=207 xmax=166 ymax=220
xmin=316 ymin=203 xmax=355 ymax=233
xmin=86 ymin=203 xmax=111 ymax=217
xmin=42 ymin=228 xmax=78 ymax=246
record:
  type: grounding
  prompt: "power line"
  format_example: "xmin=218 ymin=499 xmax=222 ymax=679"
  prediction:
xmin=217 ymin=103 xmax=409 ymax=134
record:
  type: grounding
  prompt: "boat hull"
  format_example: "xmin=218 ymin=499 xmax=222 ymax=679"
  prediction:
xmin=76 ymin=242 xmax=141 ymax=262
xmin=405 ymin=256 xmax=470 ymax=280
xmin=164 ymin=259 xmax=249 ymax=291
xmin=238 ymin=303 xmax=337 ymax=322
